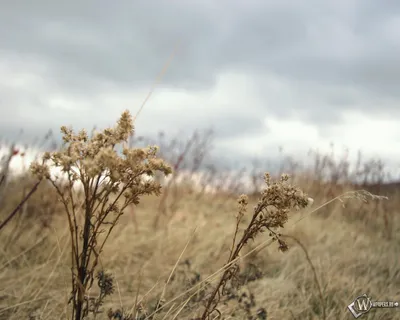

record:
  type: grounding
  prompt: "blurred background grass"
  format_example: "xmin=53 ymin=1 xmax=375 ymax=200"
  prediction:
xmin=0 ymin=130 xmax=399 ymax=319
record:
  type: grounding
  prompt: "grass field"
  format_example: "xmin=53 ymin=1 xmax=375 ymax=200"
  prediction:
xmin=0 ymin=112 xmax=399 ymax=320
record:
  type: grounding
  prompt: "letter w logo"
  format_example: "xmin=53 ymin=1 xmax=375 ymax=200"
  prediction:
xmin=356 ymin=297 xmax=371 ymax=311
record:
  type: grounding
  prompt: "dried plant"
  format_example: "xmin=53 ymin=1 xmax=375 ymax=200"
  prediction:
xmin=0 ymin=146 xmax=42 ymax=233
xmin=282 ymin=235 xmax=326 ymax=320
xmin=29 ymin=110 xmax=172 ymax=320
xmin=0 ymin=179 xmax=41 ymax=232
xmin=199 ymin=173 xmax=312 ymax=319
xmin=0 ymin=144 xmax=16 ymax=205
xmin=0 ymin=116 xmax=397 ymax=320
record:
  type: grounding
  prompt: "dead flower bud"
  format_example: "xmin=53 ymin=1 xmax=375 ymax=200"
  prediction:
xmin=242 ymin=173 xmax=310 ymax=252
xmin=237 ymin=194 xmax=249 ymax=220
xmin=278 ymin=239 xmax=289 ymax=252
xmin=96 ymin=270 xmax=114 ymax=296
xmin=29 ymin=162 xmax=50 ymax=180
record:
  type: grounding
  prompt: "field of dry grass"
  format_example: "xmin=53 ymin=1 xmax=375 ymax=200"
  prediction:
xmin=0 ymin=112 xmax=399 ymax=320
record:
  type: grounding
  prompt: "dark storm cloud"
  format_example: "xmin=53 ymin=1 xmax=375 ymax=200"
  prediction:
xmin=0 ymin=1 xmax=223 ymax=92
xmin=2 ymin=0 xmax=400 ymax=97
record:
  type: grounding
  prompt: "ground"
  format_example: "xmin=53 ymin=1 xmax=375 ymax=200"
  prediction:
xmin=0 ymin=174 xmax=399 ymax=319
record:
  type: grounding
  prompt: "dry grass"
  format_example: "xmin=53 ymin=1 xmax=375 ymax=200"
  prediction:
xmin=0 ymin=112 xmax=399 ymax=320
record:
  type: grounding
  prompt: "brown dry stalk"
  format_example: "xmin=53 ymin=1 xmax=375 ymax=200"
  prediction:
xmin=30 ymin=111 xmax=172 ymax=320
xmin=199 ymin=173 xmax=311 ymax=320
xmin=0 ymin=179 xmax=41 ymax=232
xmin=281 ymin=234 xmax=326 ymax=320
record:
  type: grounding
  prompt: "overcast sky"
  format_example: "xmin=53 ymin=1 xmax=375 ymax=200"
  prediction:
xmin=1 ymin=0 xmax=400 ymax=175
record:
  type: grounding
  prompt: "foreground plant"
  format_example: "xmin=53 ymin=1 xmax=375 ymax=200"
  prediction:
xmin=30 ymin=111 xmax=172 ymax=320
xmin=200 ymin=173 xmax=311 ymax=319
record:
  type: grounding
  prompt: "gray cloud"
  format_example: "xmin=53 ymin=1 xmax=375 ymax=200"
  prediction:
xmin=1 ymin=0 xmax=400 ymax=168
xmin=2 ymin=1 xmax=399 ymax=95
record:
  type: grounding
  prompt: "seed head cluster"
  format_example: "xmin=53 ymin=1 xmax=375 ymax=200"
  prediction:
xmin=29 ymin=110 xmax=172 ymax=320
xmin=241 ymin=173 xmax=311 ymax=250
xmin=30 ymin=110 xmax=172 ymax=202
xmin=200 ymin=173 xmax=311 ymax=319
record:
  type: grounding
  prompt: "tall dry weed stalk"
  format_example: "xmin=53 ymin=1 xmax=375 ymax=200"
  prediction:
xmin=0 ymin=144 xmax=20 ymax=207
xmin=199 ymin=173 xmax=311 ymax=319
xmin=30 ymin=111 xmax=172 ymax=320
xmin=0 ymin=145 xmax=42 ymax=232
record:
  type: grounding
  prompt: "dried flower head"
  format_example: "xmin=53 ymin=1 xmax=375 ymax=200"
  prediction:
xmin=96 ymin=270 xmax=115 ymax=296
xmin=200 ymin=173 xmax=310 ymax=320
xmin=29 ymin=110 xmax=172 ymax=320
xmin=231 ymin=173 xmax=311 ymax=254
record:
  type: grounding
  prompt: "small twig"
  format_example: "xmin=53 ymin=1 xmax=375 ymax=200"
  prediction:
xmin=281 ymin=235 xmax=326 ymax=320
xmin=0 ymin=179 xmax=41 ymax=231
